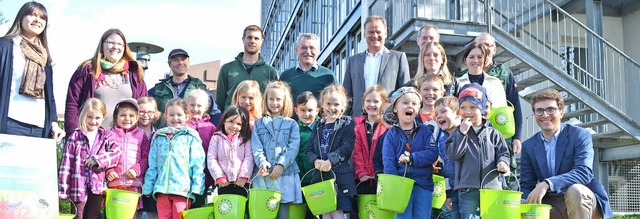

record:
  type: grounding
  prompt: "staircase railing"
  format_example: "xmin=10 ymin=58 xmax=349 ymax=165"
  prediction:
xmin=491 ymin=0 xmax=640 ymax=122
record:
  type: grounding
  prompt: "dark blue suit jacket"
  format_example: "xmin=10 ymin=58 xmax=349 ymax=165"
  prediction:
xmin=521 ymin=124 xmax=613 ymax=218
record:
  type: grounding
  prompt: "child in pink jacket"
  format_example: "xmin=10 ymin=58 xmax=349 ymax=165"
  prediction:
xmin=207 ymin=105 xmax=254 ymax=197
xmin=106 ymin=98 xmax=150 ymax=218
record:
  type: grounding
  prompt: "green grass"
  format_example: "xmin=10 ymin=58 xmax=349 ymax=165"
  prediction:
xmin=614 ymin=214 xmax=640 ymax=219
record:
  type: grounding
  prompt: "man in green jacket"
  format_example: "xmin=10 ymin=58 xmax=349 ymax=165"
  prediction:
xmin=216 ymin=25 xmax=279 ymax=111
xmin=149 ymin=49 xmax=222 ymax=127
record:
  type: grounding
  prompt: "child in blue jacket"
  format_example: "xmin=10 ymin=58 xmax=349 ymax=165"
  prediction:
xmin=382 ymin=87 xmax=439 ymax=218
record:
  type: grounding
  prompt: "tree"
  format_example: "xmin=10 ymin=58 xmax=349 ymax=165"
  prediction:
xmin=0 ymin=0 xmax=7 ymax=25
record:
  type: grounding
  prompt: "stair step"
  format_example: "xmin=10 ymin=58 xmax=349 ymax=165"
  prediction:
xmin=562 ymin=107 xmax=595 ymax=121
xmin=576 ymin=119 xmax=609 ymax=129
xmin=592 ymin=130 xmax=625 ymax=139
xmin=510 ymin=62 xmax=531 ymax=75
xmin=564 ymin=95 xmax=579 ymax=105
xmin=518 ymin=74 xmax=547 ymax=88
xmin=521 ymin=83 xmax=564 ymax=100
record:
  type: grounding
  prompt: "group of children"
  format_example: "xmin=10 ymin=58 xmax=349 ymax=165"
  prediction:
xmin=57 ymin=74 xmax=511 ymax=219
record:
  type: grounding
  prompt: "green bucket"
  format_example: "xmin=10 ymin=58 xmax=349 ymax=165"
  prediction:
xmin=182 ymin=204 xmax=215 ymax=219
xmin=480 ymin=189 xmax=522 ymax=219
xmin=288 ymin=203 xmax=308 ymax=219
xmin=357 ymin=194 xmax=377 ymax=219
xmin=488 ymin=101 xmax=515 ymax=138
xmin=58 ymin=214 xmax=75 ymax=219
xmin=214 ymin=194 xmax=248 ymax=219
xmin=105 ymin=188 xmax=141 ymax=219
xmin=376 ymin=164 xmax=414 ymax=213
xmin=520 ymin=204 xmax=552 ymax=219
xmin=300 ymin=169 xmax=337 ymax=215
xmin=367 ymin=201 xmax=395 ymax=219
xmin=248 ymin=188 xmax=282 ymax=219
xmin=432 ymin=175 xmax=446 ymax=209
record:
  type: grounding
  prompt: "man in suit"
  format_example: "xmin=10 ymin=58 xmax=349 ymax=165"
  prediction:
xmin=521 ymin=88 xmax=613 ymax=219
xmin=343 ymin=15 xmax=410 ymax=117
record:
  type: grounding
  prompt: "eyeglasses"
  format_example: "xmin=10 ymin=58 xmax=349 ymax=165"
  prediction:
xmin=534 ymin=107 xmax=558 ymax=116
xmin=104 ymin=41 xmax=124 ymax=48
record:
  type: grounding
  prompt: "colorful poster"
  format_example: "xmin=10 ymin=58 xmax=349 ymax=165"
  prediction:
xmin=0 ymin=134 xmax=59 ymax=219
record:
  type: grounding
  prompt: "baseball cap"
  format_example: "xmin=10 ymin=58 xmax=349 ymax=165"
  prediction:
xmin=168 ymin=48 xmax=189 ymax=59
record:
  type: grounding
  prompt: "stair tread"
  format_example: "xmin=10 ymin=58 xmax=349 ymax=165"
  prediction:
xmin=510 ymin=62 xmax=531 ymax=75
xmin=576 ymin=118 xmax=609 ymax=128
xmin=518 ymin=74 xmax=547 ymax=87
xmin=562 ymin=107 xmax=595 ymax=121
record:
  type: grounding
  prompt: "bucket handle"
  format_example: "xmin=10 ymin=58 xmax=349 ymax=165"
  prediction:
xmin=480 ymin=168 xmax=520 ymax=190
xmin=61 ymin=199 xmax=78 ymax=216
xmin=300 ymin=168 xmax=337 ymax=183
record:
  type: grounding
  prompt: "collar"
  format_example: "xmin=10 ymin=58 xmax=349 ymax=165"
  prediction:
xmin=12 ymin=35 xmax=22 ymax=46
xmin=541 ymin=123 xmax=565 ymax=142
xmin=366 ymin=47 xmax=388 ymax=57
xmin=296 ymin=63 xmax=318 ymax=72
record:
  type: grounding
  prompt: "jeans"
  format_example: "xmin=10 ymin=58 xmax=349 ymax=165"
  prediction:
xmin=5 ymin=118 xmax=45 ymax=138
xmin=457 ymin=189 xmax=480 ymax=219
xmin=395 ymin=185 xmax=432 ymax=219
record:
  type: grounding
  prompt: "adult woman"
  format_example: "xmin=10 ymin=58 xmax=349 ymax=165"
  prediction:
xmin=0 ymin=2 xmax=64 ymax=142
xmin=65 ymin=29 xmax=147 ymax=135
xmin=416 ymin=41 xmax=456 ymax=96
xmin=455 ymin=43 xmax=508 ymax=106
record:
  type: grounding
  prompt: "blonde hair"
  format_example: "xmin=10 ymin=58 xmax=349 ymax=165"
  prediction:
xmin=320 ymin=84 xmax=349 ymax=118
xmin=164 ymin=98 xmax=190 ymax=121
xmin=417 ymin=74 xmax=445 ymax=92
xmin=78 ymin=98 xmax=107 ymax=131
xmin=416 ymin=42 xmax=451 ymax=85
xmin=79 ymin=29 xmax=143 ymax=81
xmin=262 ymin=81 xmax=294 ymax=117
xmin=435 ymin=96 xmax=459 ymax=112
xmin=361 ymin=85 xmax=388 ymax=115
xmin=232 ymin=80 xmax=263 ymax=117
xmin=137 ymin=96 xmax=161 ymax=123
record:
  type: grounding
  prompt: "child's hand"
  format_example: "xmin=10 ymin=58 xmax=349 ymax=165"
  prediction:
xmin=320 ymin=160 xmax=332 ymax=172
xmin=270 ymin=164 xmax=284 ymax=180
xmin=106 ymin=171 xmax=119 ymax=182
xmin=84 ymin=157 xmax=98 ymax=168
xmin=432 ymin=156 xmax=443 ymax=170
xmin=125 ymin=169 xmax=137 ymax=179
xmin=359 ymin=176 xmax=373 ymax=182
xmin=446 ymin=198 xmax=452 ymax=209
xmin=235 ymin=178 xmax=247 ymax=187
xmin=219 ymin=179 xmax=229 ymax=187
xmin=314 ymin=160 xmax=323 ymax=171
xmin=258 ymin=165 xmax=270 ymax=176
xmin=497 ymin=161 xmax=510 ymax=175
xmin=460 ymin=118 xmax=472 ymax=134
xmin=398 ymin=152 xmax=411 ymax=163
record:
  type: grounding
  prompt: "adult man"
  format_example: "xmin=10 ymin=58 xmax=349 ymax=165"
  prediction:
xmin=149 ymin=48 xmax=221 ymax=126
xmin=521 ymin=89 xmax=613 ymax=219
xmin=472 ymin=33 xmax=523 ymax=155
xmin=280 ymin=33 xmax=335 ymax=100
xmin=410 ymin=24 xmax=441 ymax=78
xmin=216 ymin=25 xmax=278 ymax=110
xmin=343 ymin=16 xmax=410 ymax=117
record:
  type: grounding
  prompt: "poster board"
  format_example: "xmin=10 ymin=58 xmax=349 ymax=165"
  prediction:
xmin=0 ymin=134 xmax=59 ymax=219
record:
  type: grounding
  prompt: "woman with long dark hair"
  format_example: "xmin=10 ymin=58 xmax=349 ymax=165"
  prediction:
xmin=0 ymin=2 xmax=64 ymax=142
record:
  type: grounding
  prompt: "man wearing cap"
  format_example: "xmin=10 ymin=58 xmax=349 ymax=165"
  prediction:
xmin=343 ymin=15 xmax=410 ymax=117
xmin=216 ymin=25 xmax=279 ymax=110
xmin=149 ymin=48 xmax=221 ymax=127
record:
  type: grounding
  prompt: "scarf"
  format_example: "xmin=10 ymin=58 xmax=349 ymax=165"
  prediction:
xmin=100 ymin=59 xmax=129 ymax=73
xmin=19 ymin=37 xmax=48 ymax=99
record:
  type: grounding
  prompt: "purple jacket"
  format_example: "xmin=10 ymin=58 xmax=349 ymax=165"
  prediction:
xmin=64 ymin=61 xmax=147 ymax=135
xmin=106 ymin=126 xmax=150 ymax=191
xmin=187 ymin=115 xmax=217 ymax=187
xmin=58 ymin=127 xmax=120 ymax=202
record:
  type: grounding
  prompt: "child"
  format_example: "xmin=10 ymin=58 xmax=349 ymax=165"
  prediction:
xmin=208 ymin=105 xmax=254 ymax=197
xmin=445 ymin=83 xmax=510 ymax=219
xmin=143 ymin=99 xmax=206 ymax=219
xmin=106 ymin=98 xmax=150 ymax=218
xmin=58 ymin=98 xmax=121 ymax=219
xmin=353 ymin=85 xmax=388 ymax=194
xmin=186 ymin=89 xmax=217 ymax=207
xmin=435 ymin=96 xmax=462 ymax=218
xmin=252 ymin=81 xmax=302 ymax=218
xmin=381 ymin=86 xmax=438 ymax=219
xmin=232 ymin=80 xmax=263 ymax=130
xmin=136 ymin=96 xmax=160 ymax=219
xmin=306 ymin=85 xmax=356 ymax=219
xmin=294 ymin=91 xmax=320 ymax=187
xmin=417 ymin=74 xmax=445 ymax=124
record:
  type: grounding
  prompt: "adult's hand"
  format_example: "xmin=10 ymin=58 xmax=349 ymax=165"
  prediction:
xmin=51 ymin=123 xmax=65 ymax=144
xmin=525 ymin=181 xmax=550 ymax=204
xmin=512 ymin=139 xmax=522 ymax=154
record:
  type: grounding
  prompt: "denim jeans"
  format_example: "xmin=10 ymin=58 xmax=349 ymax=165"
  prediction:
xmin=395 ymin=185 xmax=432 ymax=219
xmin=6 ymin=118 xmax=45 ymax=138
xmin=457 ymin=189 xmax=480 ymax=219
